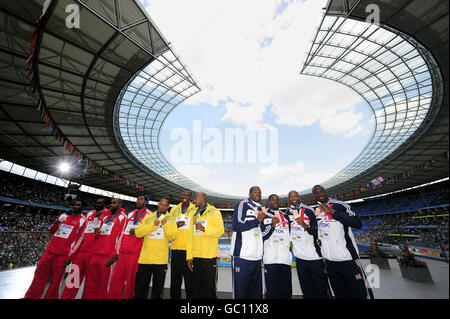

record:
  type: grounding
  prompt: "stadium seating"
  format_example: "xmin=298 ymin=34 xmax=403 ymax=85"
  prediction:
xmin=1 ymin=169 xmax=448 ymax=271
xmin=352 ymin=181 xmax=449 ymax=253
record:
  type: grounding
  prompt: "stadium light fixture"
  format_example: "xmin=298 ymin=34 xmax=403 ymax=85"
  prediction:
xmin=59 ymin=162 xmax=71 ymax=174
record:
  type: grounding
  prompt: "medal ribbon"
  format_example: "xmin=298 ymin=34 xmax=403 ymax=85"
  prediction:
xmin=194 ymin=205 xmax=207 ymax=217
xmin=105 ymin=210 xmax=121 ymax=224
xmin=133 ymin=208 xmax=147 ymax=225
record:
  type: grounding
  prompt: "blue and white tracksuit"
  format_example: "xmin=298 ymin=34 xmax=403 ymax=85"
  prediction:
xmin=261 ymin=208 xmax=292 ymax=299
xmin=231 ymin=198 xmax=269 ymax=299
xmin=316 ymin=198 xmax=373 ymax=299
xmin=286 ymin=203 xmax=331 ymax=299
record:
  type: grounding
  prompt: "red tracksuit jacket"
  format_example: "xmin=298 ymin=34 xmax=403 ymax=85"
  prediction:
xmin=116 ymin=208 xmax=152 ymax=255
xmin=76 ymin=209 xmax=111 ymax=255
xmin=93 ymin=208 xmax=127 ymax=257
xmin=46 ymin=212 xmax=87 ymax=258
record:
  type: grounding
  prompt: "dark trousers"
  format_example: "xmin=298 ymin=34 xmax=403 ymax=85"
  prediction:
xmin=232 ymin=257 xmax=263 ymax=299
xmin=264 ymin=263 xmax=292 ymax=299
xmin=134 ymin=263 xmax=167 ymax=299
xmin=192 ymin=257 xmax=217 ymax=299
xmin=295 ymin=258 xmax=331 ymax=299
xmin=325 ymin=259 xmax=374 ymax=299
xmin=170 ymin=250 xmax=194 ymax=299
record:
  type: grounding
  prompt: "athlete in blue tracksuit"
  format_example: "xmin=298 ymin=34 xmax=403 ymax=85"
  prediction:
xmin=286 ymin=190 xmax=331 ymax=299
xmin=261 ymin=194 xmax=292 ymax=299
xmin=313 ymin=185 xmax=374 ymax=299
xmin=231 ymin=186 xmax=270 ymax=299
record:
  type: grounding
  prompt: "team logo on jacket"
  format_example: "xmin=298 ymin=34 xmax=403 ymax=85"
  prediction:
xmin=247 ymin=209 xmax=257 ymax=217
xmin=355 ymin=273 xmax=362 ymax=280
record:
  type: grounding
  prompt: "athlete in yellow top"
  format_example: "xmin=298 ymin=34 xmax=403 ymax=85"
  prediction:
xmin=134 ymin=197 xmax=176 ymax=299
xmin=168 ymin=189 xmax=197 ymax=299
xmin=186 ymin=192 xmax=224 ymax=299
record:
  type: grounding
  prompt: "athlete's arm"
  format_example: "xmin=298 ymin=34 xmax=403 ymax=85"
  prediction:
xmin=232 ymin=202 xmax=261 ymax=232
xmin=330 ymin=203 xmax=362 ymax=229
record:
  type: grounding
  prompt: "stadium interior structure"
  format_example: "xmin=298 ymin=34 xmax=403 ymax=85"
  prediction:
xmin=0 ymin=0 xmax=448 ymax=298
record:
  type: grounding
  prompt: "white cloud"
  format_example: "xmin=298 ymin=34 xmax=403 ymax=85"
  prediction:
xmin=220 ymin=100 xmax=274 ymax=130
xmin=140 ymin=0 xmax=373 ymax=198
xmin=174 ymin=162 xmax=334 ymax=197
xmin=175 ymin=164 xmax=216 ymax=182
xmin=258 ymin=161 xmax=305 ymax=178
xmin=175 ymin=164 xmax=240 ymax=195
xmin=143 ymin=0 xmax=365 ymax=137
xmin=319 ymin=110 xmax=365 ymax=138
xmin=253 ymin=161 xmax=335 ymax=196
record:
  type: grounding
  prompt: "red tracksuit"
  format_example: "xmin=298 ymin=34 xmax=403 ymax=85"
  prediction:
xmin=24 ymin=212 xmax=87 ymax=299
xmin=83 ymin=208 xmax=127 ymax=299
xmin=107 ymin=208 xmax=152 ymax=299
xmin=60 ymin=208 xmax=110 ymax=299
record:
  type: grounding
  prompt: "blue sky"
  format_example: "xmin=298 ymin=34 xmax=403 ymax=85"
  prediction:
xmin=140 ymin=0 xmax=374 ymax=197
xmin=159 ymin=101 xmax=373 ymax=196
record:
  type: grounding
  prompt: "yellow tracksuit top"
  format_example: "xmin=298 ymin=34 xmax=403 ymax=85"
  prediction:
xmin=168 ymin=202 xmax=197 ymax=251
xmin=186 ymin=204 xmax=224 ymax=260
xmin=135 ymin=211 xmax=177 ymax=265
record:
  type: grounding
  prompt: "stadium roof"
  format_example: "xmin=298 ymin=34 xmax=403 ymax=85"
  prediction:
xmin=0 ymin=0 xmax=240 ymax=205
xmin=0 ymin=0 xmax=448 ymax=205
xmin=297 ymin=0 xmax=449 ymax=201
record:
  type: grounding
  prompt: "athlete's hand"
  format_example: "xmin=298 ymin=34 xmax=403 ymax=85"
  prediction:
xmin=94 ymin=228 xmax=100 ymax=234
xmin=195 ymin=223 xmax=205 ymax=232
xmin=271 ymin=217 xmax=280 ymax=228
xmin=154 ymin=219 xmax=160 ymax=227
xmin=128 ymin=228 xmax=135 ymax=235
xmin=176 ymin=221 xmax=186 ymax=228
xmin=296 ymin=218 xmax=309 ymax=229
xmin=315 ymin=207 xmax=321 ymax=216
xmin=105 ymin=255 xmax=118 ymax=267
xmin=257 ymin=207 xmax=267 ymax=222
xmin=161 ymin=218 xmax=167 ymax=226
xmin=187 ymin=259 xmax=194 ymax=272
xmin=319 ymin=204 xmax=334 ymax=215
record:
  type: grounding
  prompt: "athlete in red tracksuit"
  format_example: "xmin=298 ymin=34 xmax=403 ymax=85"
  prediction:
xmin=82 ymin=198 xmax=127 ymax=299
xmin=60 ymin=198 xmax=110 ymax=299
xmin=107 ymin=195 xmax=152 ymax=299
xmin=24 ymin=200 xmax=87 ymax=299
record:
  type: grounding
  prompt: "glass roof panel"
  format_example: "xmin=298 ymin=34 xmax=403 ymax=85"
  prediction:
xmin=301 ymin=14 xmax=442 ymax=192
xmin=113 ymin=48 xmax=239 ymax=199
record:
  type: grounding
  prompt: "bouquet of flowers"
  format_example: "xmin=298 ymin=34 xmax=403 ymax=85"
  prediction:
xmin=398 ymin=244 xmax=427 ymax=268
xmin=368 ymin=240 xmax=388 ymax=258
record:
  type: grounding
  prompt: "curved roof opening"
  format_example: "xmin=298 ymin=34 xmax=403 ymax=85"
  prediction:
xmin=113 ymin=48 xmax=241 ymax=200
xmin=301 ymin=13 xmax=443 ymax=194
xmin=0 ymin=0 xmax=447 ymax=205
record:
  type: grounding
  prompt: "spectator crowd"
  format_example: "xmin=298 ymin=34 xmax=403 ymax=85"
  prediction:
xmin=0 ymin=169 xmax=448 ymax=271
